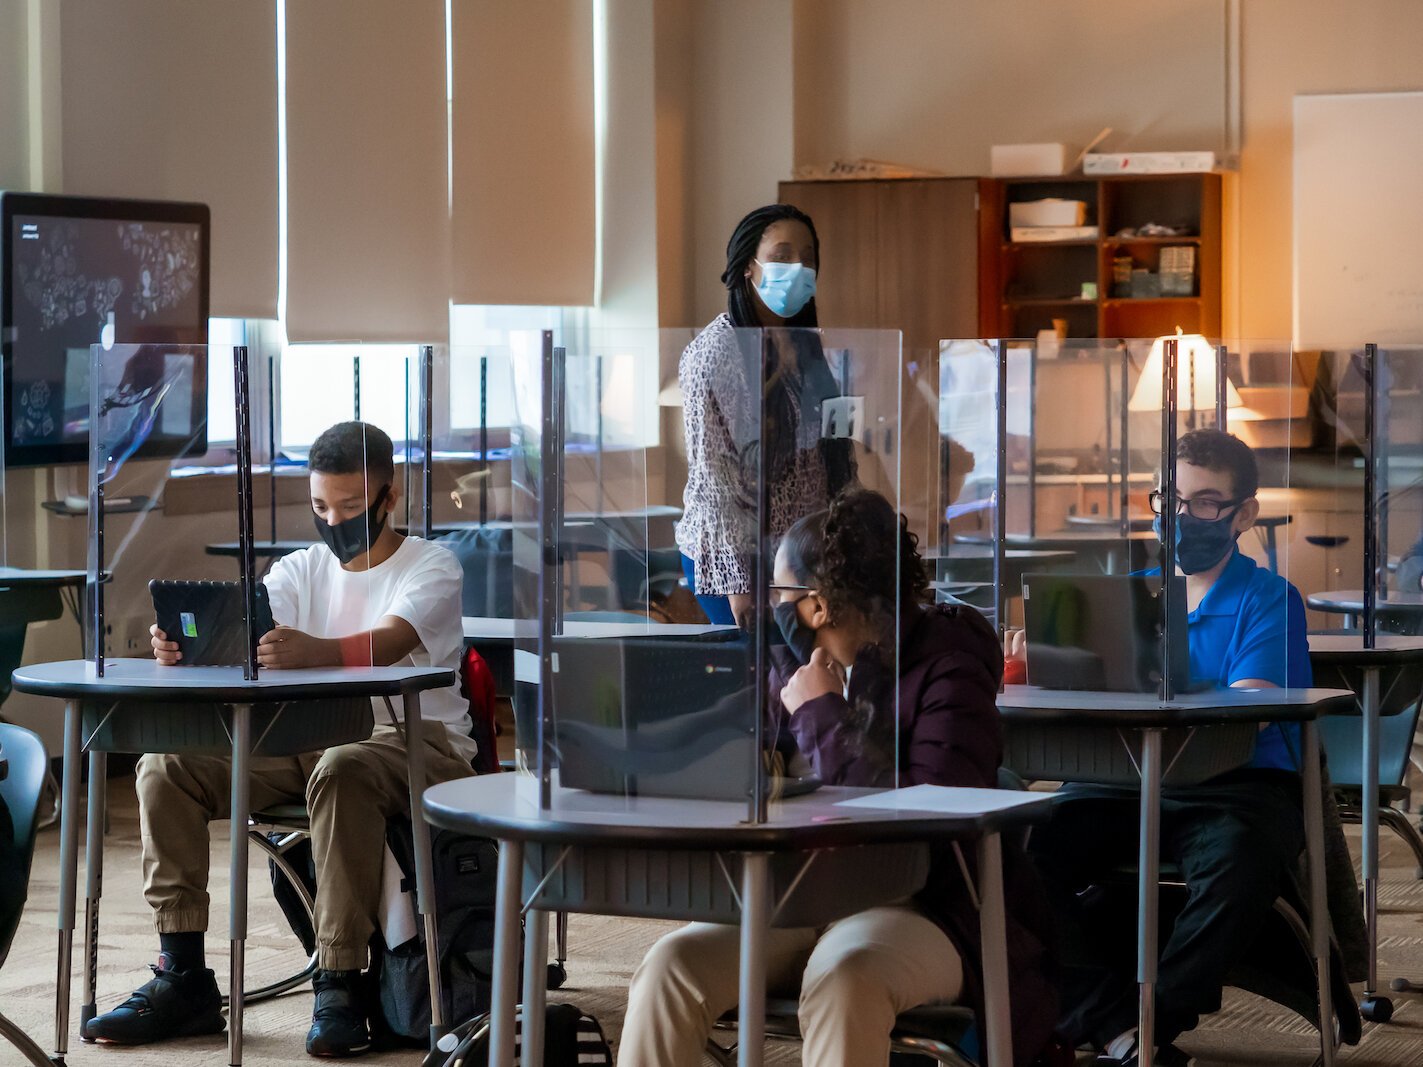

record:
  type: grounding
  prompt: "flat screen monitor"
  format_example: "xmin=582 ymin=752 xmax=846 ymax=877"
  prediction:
xmin=1 ymin=191 xmax=210 ymax=468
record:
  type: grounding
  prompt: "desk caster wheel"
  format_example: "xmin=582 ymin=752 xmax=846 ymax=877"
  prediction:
xmin=1361 ymin=995 xmax=1393 ymax=1023
xmin=546 ymin=962 xmax=567 ymax=990
xmin=1390 ymin=977 xmax=1417 ymax=993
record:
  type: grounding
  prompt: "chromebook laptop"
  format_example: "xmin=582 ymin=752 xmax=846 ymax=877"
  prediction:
xmin=1022 ymin=573 xmax=1189 ymax=693
xmin=551 ymin=634 xmax=821 ymax=800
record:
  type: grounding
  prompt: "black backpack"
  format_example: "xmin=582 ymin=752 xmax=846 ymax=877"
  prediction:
xmin=265 ymin=817 xmax=511 ymax=1045
xmin=377 ymin=818 xmax=508 ymax=1041
xmin=421 ymin=1003 xmax=612 ymax=1067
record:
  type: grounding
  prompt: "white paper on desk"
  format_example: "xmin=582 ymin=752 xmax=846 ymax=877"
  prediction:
xmin=835 ymin=784 xmax=1041 ymax=815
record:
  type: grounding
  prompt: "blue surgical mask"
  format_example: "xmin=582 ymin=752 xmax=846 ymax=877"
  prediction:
xmin=773 ymin=599 xmax=818 ymax=665
xmin=1153 ymin=511 xmax=1239 ymax=575
xmin=754 ymin=260 xmax=817 ymax=318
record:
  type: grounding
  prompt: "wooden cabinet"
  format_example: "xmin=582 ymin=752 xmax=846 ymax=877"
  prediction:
xmin=978 ymin=173 xmax=1222 ymax=341
xmin=776 ymin=178 xmax=979 ymax=360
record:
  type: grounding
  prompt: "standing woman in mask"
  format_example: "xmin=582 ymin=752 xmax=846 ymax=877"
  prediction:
xmin=620 ymin=489 xmax=1059 ymax=1067
xmin=675 ymin=204 xmax=856 ymax=626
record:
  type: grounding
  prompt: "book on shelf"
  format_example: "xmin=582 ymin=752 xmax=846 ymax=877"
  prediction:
xmin=1009 ymin=225 xmax=1099 ymax=243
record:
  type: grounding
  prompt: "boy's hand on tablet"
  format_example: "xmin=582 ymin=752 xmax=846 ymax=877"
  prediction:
xmin=150 ymin=624 xmax=181 ymax=666
xmin=257 ymin=625 xmax=337 ymax=670
xmin=781 ymin=647 xmax=844 ymax=714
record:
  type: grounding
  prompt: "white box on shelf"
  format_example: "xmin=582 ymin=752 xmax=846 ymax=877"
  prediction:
xmin=1083 ymin=151 xmax=1216 ymax=175
xmin=990 ymin=143 xmax=1070 ymax=177
xmin=1009 ymin=199 xmax=1088 ymax=227
xmin=1010 ymin=225 xmax=1099 ymax=243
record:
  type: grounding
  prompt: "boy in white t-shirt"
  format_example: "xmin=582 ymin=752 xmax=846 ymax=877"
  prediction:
xmin=85 ymin=421 xmax=473 ymax=1059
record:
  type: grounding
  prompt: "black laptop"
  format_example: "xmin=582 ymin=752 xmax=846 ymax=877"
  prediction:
xmin=1022 ymin=573 xmax=1189 ymax=693
xmin=149 ymin=580 xmax=276 ymax=667
xmin=551 ymin=635 xmax=821 ymax=800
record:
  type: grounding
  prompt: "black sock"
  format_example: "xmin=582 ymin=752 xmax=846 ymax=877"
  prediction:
xmin=158 ymin=931 xmax=205 ymax=971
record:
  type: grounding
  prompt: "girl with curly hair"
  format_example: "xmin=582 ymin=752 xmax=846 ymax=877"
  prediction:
xmin=618 ymin=488 xmax=1059 ymax=1067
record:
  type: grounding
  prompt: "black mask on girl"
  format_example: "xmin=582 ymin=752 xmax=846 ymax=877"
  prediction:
xmin=315 ymin=484 xmax=390 ymax=565
xmin=1153 ymin=511 xmax=1239 ymax=575
xmin=773 ymin=599 xmax=818 ymax=664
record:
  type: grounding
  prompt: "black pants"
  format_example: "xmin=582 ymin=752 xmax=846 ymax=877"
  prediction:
xmin=1031 ymin=769 xmax=1304 ymax=1048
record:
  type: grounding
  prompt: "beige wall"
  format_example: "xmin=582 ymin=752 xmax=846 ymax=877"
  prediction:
xmin=0 ymin=1 xmax=28 ymax=189
xmin=792 ymin=0 xmax=1228 ymax=176
xmin=1237 ymin=0 xmax=1423 ymax=339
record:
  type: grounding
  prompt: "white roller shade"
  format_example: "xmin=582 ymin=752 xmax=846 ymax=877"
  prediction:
xmin=60 ymin=0 xmax=280 ymax=321
xmin=284 ymin=0 xmax=449 ymax=343
xmin=450 ymin=0 xmax=596 ymax=307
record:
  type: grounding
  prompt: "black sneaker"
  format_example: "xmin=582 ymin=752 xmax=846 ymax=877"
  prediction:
xmin=306 ymin=969 xmax=371 ymax=1058
xmin=82 ymin=952 xmax=225 ymax=1045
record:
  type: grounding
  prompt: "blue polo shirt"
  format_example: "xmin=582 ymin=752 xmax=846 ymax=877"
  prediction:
xmin=1151 ymin=548 xmax=1312 ymax=772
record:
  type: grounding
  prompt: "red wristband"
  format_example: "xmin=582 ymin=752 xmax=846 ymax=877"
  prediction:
xmin=339 ymin=634 xmax=373 ymax=667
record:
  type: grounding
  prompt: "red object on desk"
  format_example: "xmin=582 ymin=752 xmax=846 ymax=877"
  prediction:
xmin=1003 ymin=657 xmax=1027 ymax=686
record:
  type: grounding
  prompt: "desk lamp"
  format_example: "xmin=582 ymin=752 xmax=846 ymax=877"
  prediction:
xmin=1129 ymin=328 xmax=1242 ymax=428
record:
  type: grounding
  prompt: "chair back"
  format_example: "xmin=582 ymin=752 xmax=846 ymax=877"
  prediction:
xmin=1315 ymin=658 xmax=1423 ymax=787
xmin=0 ymin=723 xmax=47 ymax=964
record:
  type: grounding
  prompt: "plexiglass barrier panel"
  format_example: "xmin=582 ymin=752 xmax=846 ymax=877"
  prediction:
xmin=86 ymin=343 xmax=379 ymax=674
xmin=1377 ymin=346 xmax=1423 ymax=634
xmin=505 ymin=326 xmax=915 ymax=814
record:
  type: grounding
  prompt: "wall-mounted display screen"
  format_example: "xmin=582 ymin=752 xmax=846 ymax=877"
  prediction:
xmin=2 ymin=191 xmax=210 ymax=467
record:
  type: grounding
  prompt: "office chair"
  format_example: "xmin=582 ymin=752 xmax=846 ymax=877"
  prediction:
xmin=0 ymin=723 xmax=57 ymax=1067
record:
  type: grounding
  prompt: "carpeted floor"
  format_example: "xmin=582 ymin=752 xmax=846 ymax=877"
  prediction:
xmin=7 ymin=777 xmax=1423 ymax=1066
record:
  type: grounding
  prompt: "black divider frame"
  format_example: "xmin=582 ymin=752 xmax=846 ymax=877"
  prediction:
xmin=1362 ymin=342 xmax=1378 ymax=647
xmin=1159 ymin=337 xmax=1180 ymax=701
xmin=536 ymin=330 xmax=559 ymax=810
xmin=234 ymin=345 xmax=259 ymax=680
xmin=420 ymin=345 xmax=435 ymax=540
xmin=993 ymin=339 xmax=1009 ymax=659
xmin=87 ymin=348 xmax=105 ymax=675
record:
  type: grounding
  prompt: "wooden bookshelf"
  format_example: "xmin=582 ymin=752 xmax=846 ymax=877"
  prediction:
xmin=978 ymin=173 xmax=1222 ymax=340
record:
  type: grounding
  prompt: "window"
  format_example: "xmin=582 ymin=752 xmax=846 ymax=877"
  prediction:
xmin=204 ymin=318 xmax=247 ymax=446
xmin=279 ymin=343 xmax=418 ymax=452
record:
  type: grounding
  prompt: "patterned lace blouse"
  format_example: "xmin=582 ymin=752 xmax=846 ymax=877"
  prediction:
xmin=675 ymin=313 xmax=832 ymax=596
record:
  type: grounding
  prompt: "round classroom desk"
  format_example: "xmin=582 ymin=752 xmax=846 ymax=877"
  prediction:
xmin=11 ymin=658 xmax=454 ymax=1066
xmin=996 ymin=684 xmax=1354 ymax=1067
xmin=1308 ymin=633 xmax=1423 ymax=1019
xmin=1305 ymin=590 xmax=1423 ymax=630
xmin=422 ymin=772 xmax=1052 ymax=1067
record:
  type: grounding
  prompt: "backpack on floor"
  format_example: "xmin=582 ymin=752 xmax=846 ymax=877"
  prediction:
xmin=375 ymin=817 xmax=513 ymax=1043
xmin=421 ymin=1003 xmax=612 ymax=1067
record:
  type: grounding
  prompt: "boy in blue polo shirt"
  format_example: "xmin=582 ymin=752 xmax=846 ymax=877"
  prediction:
xmin=1026 ymin=429 xmax=1311 ymax=1067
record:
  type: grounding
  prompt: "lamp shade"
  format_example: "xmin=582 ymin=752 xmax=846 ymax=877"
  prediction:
xmin=1128 ymin=333 xmax=1243 ymax=412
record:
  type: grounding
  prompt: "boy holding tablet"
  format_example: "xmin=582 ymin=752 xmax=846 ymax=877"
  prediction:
xmin=1020 ymin=429 xmax=1311 ymax=1066
xmin=86 ymin=421 xmax=473 ymax=1058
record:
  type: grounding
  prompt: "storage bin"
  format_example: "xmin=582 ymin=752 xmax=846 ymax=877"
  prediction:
xmin=81 ymin=697 xmax=374 ymax=756
xmin=522 ymin=840 xmax=930 ymax=927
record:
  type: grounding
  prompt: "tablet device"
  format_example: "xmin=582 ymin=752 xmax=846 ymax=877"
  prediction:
xmin=149 ymin=579 xmax=276 ymax=667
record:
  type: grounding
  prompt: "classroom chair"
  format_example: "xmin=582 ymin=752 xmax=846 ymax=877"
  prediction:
xmin=1313 ymin=655 xmax=1423 ymax=879
xmin=0 ymin=723 xmax=56 ymax=1067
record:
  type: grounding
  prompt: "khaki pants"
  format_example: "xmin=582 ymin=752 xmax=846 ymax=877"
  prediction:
xmin=616 ymin=905 xmax=964 ymax=1067
xmin=136 ymin=722 xmax=473 ymax=971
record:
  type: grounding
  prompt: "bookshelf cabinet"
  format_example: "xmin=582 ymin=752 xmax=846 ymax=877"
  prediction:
xmin=978 ymin=173 xmax=1222 ymax=340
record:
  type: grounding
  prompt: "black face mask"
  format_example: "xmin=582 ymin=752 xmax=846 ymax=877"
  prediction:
xmin=315 ymin=484 xmax=390 ymax=565
xmin=1153 ymin=511 xmax=1239 ymax=575
xmin=773 ymin=599 xmax=818 ymax=665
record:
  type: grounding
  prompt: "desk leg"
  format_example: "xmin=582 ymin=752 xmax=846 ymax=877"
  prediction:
xmin=228 ymin=703 xmax=252 ymax=1067
xmin=976 ymin=832 xmax=1013 ymax=1067
xmin=54 ymin=699 xmax=81 ymax=1058
xmin=1360 ymin=667 xmax=1389 ymax=1018
xmin=738 ymin=853 xmax=771 ymax=1067
xmin=1303 ymin=721 xmax=1337 ymax=1066
xmin=1137 ymin=729 xmax=1162 ymax=1067
xmin=402 ymin=691 xmax=446 ymax=1047
xmin=80 ymin=750 xmax=107 ymax=1032
xmin=490 ymin=839 xmax=524 ymax=1067
xmin=520 ymin=909 xmax=550 ymax=1066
